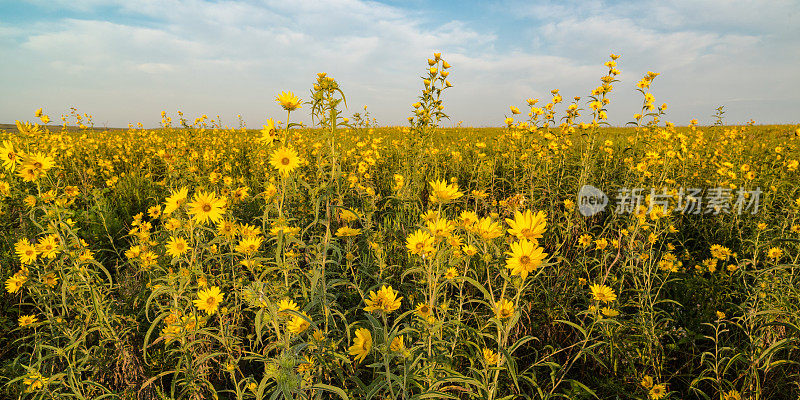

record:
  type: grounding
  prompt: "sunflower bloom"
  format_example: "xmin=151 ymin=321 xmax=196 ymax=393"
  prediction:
xmin=428 ymin=179 xmax=463 ymax=203
xmin=15 ymin=239 xmax=38 ymax=264
xmin=166 ymin=236 xmax=191 ymax=258
xmin=483 ymin=348 xmax=499 ymax=365
xmin=505 ymin=210 xmax=547 ymax=241
xmin=42 ymin=273 xmax=59 ymax=288
xmin=270 ymin=146 xmax=301 ymax=176
xmin=5 ymin=272 xmax=27 ymax=293
xmin=590 ymin=283 xmax=617 ymax=303
xmin=648 ymin=383 xmax=667 ymax=400
xmin=601 ymin=307 xmax=619 ymax=317
xmin=767 ymin=247 xmax=783 ymax=260
xmin=277 ymin=298 xmax=299 ymax=313
xmin=427 ymin=218 xmax=455 ymax=238
xmin=336 ymin=226 xmax=361 ymax=237
xmin=164 ymin=187 xmax=189 ymax=215
xmin=348 ymin=327 xmax=372 ymax=363
xmin=217 ymin=220 xmax=238 ymax=237
xmin=23 ymin=372 xmax=48 ymax=392
xmin=36 ymin=235 xmax=60 ymax=259
xmin=494 ymin=298 xmax=514 ymax=319
xmin=475 ymin=217 xmax=503 ymax=241
xmin=188 ymin=191 xmax=227 ymax=225
xmin=459 ymin=211 xmax=479 ymax=227
xmin=19 ymin=152 xmax=55 ymax=181
xmin=258 ymin=118 xmax=278 ymax=144
xmin=406 ymin=229 xmax=435 ymax=257
xmin=194 ymin=286 xmax=224 ymax=315
xmin=415 ymin=302 xmax=432 ymax=319
xmin=276 ymin=91 xmax=302 ymax=111
xmin=287 ymin=312 xmax=311 ymax=334
xmin=364 ymin=285 xmax=403 ymax=313
xmin=390 ymin=335 xmax=406 ymax=352
xmin=0 ymin=140 xmax=18 ymax=171
xmin=723 ymin=390 xmax=741 ymax=400
xmin=505 ymin=239 xmax=548 ymax=279
xmin=18 ymin=314 xmax=38 ymax=327
xmin=235 ymin=236 xmax=263 ymax=255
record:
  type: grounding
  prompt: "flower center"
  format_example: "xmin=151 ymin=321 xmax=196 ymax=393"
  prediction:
xmin=202 ymin=204 xmax=212 ymax=212
xmin=520 ymin=255 xmax=530 ymax=265
xmin=281 ymin=157 xmax=291 ymax=165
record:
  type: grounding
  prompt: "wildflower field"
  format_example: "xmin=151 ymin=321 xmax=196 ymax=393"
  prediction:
xmin=2 ymin=54 xmax=800 ymax=400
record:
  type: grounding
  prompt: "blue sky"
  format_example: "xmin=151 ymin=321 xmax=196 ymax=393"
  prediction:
xmin=1 ymin=0 xmax=798 ymax=128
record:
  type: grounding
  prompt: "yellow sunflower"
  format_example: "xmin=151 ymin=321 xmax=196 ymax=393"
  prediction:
xmin=166 ymin=236 xmax=191 ymax=258
xmin=363 ymin=285 xmax=403 ymax=313
xmin=36 ymin=235 xmax=60 ymax=259
xmin=415 ymin=302 xmax=432 ymax=319
xmin=286 ymin=311 xmax=311 ymax=334
xmin=216 ymin=220 xmax=238 ymax=237
xmin=15 ymin=239 xmax=38 ymax=264
xmin=19 ymin=152 xmax=55 ymax=180
xmin=275 ymin=91 xmax=302 ymax=111
xmin=194 ymin=286 xmax=224 ymax=315
xmin=163 ymin=187 xmax=189 ymax=215
xmin=505 ymin=209 xmax=547 ymax=241
xmin=428 ymin=179 xmax=463 ymax=203
xmin=258 ymin=118 xmax=278 ymax=144
xmin=336 ymin=226 xmax=361 ymax=237
xmin=426 ymin=218 xmax=455 ymax=238
xmin=648 ymin=383 xmax=667 ymax=400
xmin=235 ymin=236 xmax=263 ymax=255
xmin=723 ymin=390 xmax=741 ymax=400
xmin=406 ymin=229 xmax=435 ymax=257
xmin=590 ymin=283 xmax=617 ymax=303
xmin=348 ymin=327 xmax=372 ymax=363
xmin=0 ymin=140 xmax=18 ymax=171
xmin=483 ymin=348 xmax=499 ymax=365
xmin=767 ymin=247 xmax=783 ymax=260
xmin=188 ymin=190 xmax=227 ymax=225
xmin=505 ymin=239 xmax=548 ymax=279
xmin=41 ymin=273 xmax=59 ymax=288
xmin=23 ymin=372 xmax=48 ymax=392
xmin=494 ymin=298 xmax=515 ymax=319
xmin=475 ymin=217 xmax=503 ymax=241
xmin=18 ymin=314 xmax=38 ymax=327
xmin=5 ymin=273 xmax=27 ymax=293
xmin=277 ymin=298 xmax=299 ymax=313
xmin=270 ymin=146 xmax=301 ymax=176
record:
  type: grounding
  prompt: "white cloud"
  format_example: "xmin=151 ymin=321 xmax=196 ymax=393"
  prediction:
xmin=2 ymin=0 xmax=798 ymax=127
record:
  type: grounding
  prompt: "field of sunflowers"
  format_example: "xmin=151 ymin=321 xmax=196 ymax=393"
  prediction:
xmin=1 ymin=54 xmax=799 ymax=400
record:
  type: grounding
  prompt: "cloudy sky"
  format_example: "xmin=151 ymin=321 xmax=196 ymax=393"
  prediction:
xmin=1 ymin=0 xmax=798 ymax=128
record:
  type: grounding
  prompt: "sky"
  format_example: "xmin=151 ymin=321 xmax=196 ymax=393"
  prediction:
xmin=1 ymin=0 xmax=798 ymax=128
